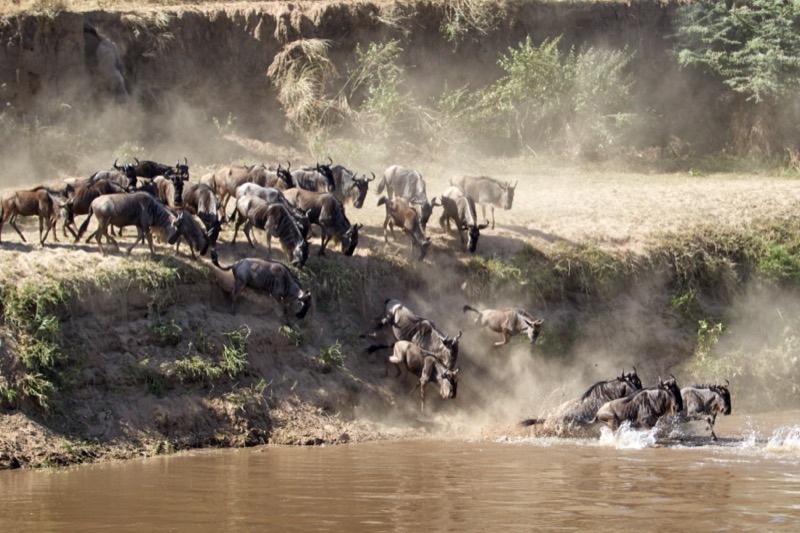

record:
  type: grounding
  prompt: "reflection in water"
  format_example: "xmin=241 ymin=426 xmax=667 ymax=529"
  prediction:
xmin=1 ymin=413 xmax=799 ymax=532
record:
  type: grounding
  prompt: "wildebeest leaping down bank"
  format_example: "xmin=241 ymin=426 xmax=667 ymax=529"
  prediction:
xmin=211 ymin=252 xmax=311 ymax=321
xmin=520 ymin=369 xmax=642 ymax=435
xmin=463 ymin=305 xmax=543 ymax=346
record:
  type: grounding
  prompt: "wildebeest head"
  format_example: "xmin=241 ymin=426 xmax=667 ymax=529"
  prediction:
xmin=464 ymin=221 xmax=489 ymax=253
xmin=659 ymin=375 xmax=683 ymax=414
xmin=416 ymin=197 xmax=441 ymax=231
xmin=342 ymin=223 xmax=363 ymax=256
xmin=315 ymin=159 xmax=336 ymax=193
xmin=712 ymin=380 xmax=732 ymax=415
xmin=294 ymin=289 xmax=312 ymax=319
xmin=166 ymin=172 xmax=185 ymax=206
xmin=501 ymin=180 xmax=517 ymax=210
xmin=174 ymin=157 xmax=190 ymax=181
xmin=293 ymin=238 xmax=310 ymax=268
xmin=440 ymin=367 xmax=460 ymax=399
xmin=351 ymin=172 xmax=375 ymax=209
xmin=623 ymin=367 xmax=643 ymax=390
xmin=113 ymin=158 xmax=138 ymax=190
xmin=526 ymin=318 xmax=544 ymax=343
xmin=440 ymin=330 xmax=461 ymax=365
xmin=277 ymin=163 xmax=293 ymax=188
xmin=168 ymin=210 xmax=187 ymax=246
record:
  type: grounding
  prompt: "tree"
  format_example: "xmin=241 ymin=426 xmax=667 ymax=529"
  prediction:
xmin=673 ymin=0 xmax=800 ymax=157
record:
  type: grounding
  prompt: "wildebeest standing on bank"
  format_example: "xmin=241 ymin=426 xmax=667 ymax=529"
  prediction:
xmin=0 ymin=187 xmax=63 ymax=245
xmin=379 ymin=165 xmax=439 ymax=230
xmin=594 ymin=376 xmax=684 ymax=432
xmin=170 ymin=210 xmax=210 ymax=260
xmin=84 ymin=23 xmax=129 ymax=104
xmin=211 ymin=253 xmax=311 ymax=321
xmin=330 ymin=164 xmax=374 ymax=208
xmin=449 ymin=175 xmax=517 ymax=230
xmin=520 ymin=369 xmax=643 ymax=432
xmin=680 ymin=381 xmax=732 ymax=440
xmin=61 ymin=178 xmax=128 ymax=238
xmin=463 ymin=305 xmax=543 ymax=346
xmin=363 ymin=341 xmax=459 ymax=412
xmin=180 ymin=183 xmax=222 ymax=249
xmin=283 ymin=189 xmax=361 ymax=256
xmin=377 ymin=196 xmax=431 ymax=261
xmin=75 ymin=192 xmax=178 ymax=255
xmin=439 ymin=186 xmax=488 ymax=253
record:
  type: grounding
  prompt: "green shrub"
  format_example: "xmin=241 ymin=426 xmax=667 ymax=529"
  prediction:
xmin=221 ymin=326 xmax=250 ymax=379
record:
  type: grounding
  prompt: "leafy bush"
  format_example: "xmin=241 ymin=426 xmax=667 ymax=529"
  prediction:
xmin=221 ymin=326 xmax=250 ymax=379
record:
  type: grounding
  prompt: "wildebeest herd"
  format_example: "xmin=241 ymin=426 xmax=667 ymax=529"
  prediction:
xmin=0 ymin=156 xmax=730 ymax=440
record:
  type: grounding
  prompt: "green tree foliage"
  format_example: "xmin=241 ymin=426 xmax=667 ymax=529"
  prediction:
xmin=673 ymin=0 xmax=800 ymax=156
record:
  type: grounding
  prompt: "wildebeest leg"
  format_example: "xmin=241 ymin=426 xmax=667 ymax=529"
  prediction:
xmin=126 ymin=226 xmax=144 ymax=255
xmin=481 ymin=204 xmax=489 ymax=227
xmin=8 ymin=212 xmax=27 ymax=243
xmin=232 ymin=215 xmax=244 ymax=245
xmin=242 ymin=222 xmax=258 ymax=248
xmin=229 ymin=277 xmax=246 ymax=315
xmin=96 ymin=220 xmax=112 ymax=256
xmin=494 ymin=331 xmax=510 ymax=347
xmin=708 ymin=415 xmax=718 ymax=441
xmin=318 ymin=229 xmax=330 ymax=256
xmin=387 ymin=350 xmax=404 ymax=378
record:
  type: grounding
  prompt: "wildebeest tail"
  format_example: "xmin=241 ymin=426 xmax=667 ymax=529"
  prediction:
xmin=362 ymin=343 xmax=394 ymax=356
xmin=377 ymin=195 xmax=388 ymax=207
xmin=75 ymin=206 xmax=94 ymax=242
xmin=463 ymin=305 xmax=480 ymax=316
xmin=519 ymin=418 xmax=544 ymax=427
xmin=210 ymin=250 xmax=233 ymax=271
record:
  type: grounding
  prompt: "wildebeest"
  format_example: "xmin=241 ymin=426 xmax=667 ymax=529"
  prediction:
xmin=367 ymin=299 xmax=461 ymax=370
xmin=291 ymin=162 xmax=336 ymax=193
xmin=233 ymin=196 xmax=309 ymax=267
xmin=331 ymin=164 xmax=374 ymax=208
xmin=211 ymin=252 xmax=311 ymax=321
xmin=439 ymin=186 xmax=488 ymax=253
xmin=0 ymin=187 xmax=63 ymax=245
xmin=594 ymin=376 xmax=684 ymax=432
xmin=75 ymin=192 xmax=178 ymax=255
xmin=449 ymin=175 xmax=517 ymax=230
xmin=520 ymin=369 xmax=643 ymax=431
xmin=363 ymin=341 xmax=459 ymax=412
xmin=169 ymin=210 xmax=210 ymax=260
xmin=377 ymin=196 xmax=431 ymax=260
xmin=462 ymin=305 xmax=543 ymax=346
xmin=141 ymin=175 xmax=184 ymax=208
xmin=62 ymin=178 xmax=128 ymax=238
xmin=234 ymin=183 xmax=310 ymax=238
xmin=679 ymin=381 xmax=732 ymax=440
xmin=122 ymin=157 xmax=186 ymax=181
xmin=379 ymin=165 xmax=439 ymax=230
xmin=283 ymin=189 xmax=361 ymax=256
xmin=84 ymin=23 xmax=129 ymax=104
xmin=180 ymin=183 xmax=222 ymax=248
xmin=88 ymin=166 xmax=136 ymax=191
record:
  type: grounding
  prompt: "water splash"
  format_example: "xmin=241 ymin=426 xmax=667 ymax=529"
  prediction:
xmin=765 ymin=426 xmax=800 ymax=454
xmin=598 ymin=422 xmax=658 ymax=449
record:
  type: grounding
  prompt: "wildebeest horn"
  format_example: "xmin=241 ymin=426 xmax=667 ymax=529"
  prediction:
xmin=286 ymin=161 xmax=291 ymax=171
xmin=113 ymin=158 xmax=120 ymax=169
xmin=184 ymin=157 xmax=188 ymax=166
xmin=632 ymin=365 xmax=637 ymax=374
xmin=513 ymin=180 xmax=518 ymax=188
xmin=328 ymin=156 xmax=333 ymax=165
xmin=368 ymin=172 xmax=376 ymax=182
xmin=134 ymin=157 xmax=140 ymax=165
xmin=725 ymin=378 xmax=730 ymax=387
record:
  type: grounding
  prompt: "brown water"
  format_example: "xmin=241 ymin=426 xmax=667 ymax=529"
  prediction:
xmin=1 ymin=413 xmax=799 ymax=532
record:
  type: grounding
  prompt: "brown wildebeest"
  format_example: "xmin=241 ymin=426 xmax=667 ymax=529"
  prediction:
xmin=363 ymin=341 xmax=459 ymax=412
xmin=520 ymin=369 xmax=643 ymax=430
xmin=379 ymin=165 xmax=439 ymax=230
xmin=180 ymin=183 xmax=222 ymax=249
xmin=75 ymin=192 xmax=178 ymax=256
xmin=439 ymin=186 xmax=488 ymax=253
xmin=449 ymin=175 xmax=517 ymax=230
xmin=679 ymin=381 xmax=732 ymax=440
xmin=215 ymin=163 xmax=291 ymax=218
xmin=169 ymin=210 xmax=210 ymax=260
xmin=211 ymin=252 xmax=311 ymax=321
xmin=377 ymin=196 xmax=431 ymax=261
xmin=594 ymin=376 xmax=683 ymax=432
xmin=0 ymin=187 xmax=63 ymax=245
xmin=283 ymin=189 xmax=361 ymax=256
xmin=62 ymin=178 xmax=128 ymax=238
xmin=462 ymin=305 xmax=543 ymax=346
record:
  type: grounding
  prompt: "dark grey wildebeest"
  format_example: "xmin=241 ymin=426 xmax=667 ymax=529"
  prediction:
xmin=233 ymin=195 xmax=309 ymax=267
xmin=234 ymin=183 xmax=310 ymax=237
xmin=211 ymin=252 xmax=311 ymax=321
xmin=439 ymin=186 xmax=488 ymax=253
xmin=62 ymin=178 xmax=128 ymax=238
xmin=449 ymin=175 xmax=517 ymax=230
xmin=679 ymin=381 xmax=732 ymax=440
xmin=169 ymin=210 xmax=210 ymax=260
xmin=379 ymin=165 xmax=440 ymax=230
xmin=363 ymin=341 xmax=459 ymax=412
xmin=84 ymin=23 xmax=129 ymax=104
xmin=594 ymin=376 xmax=684 ymax=432
xmin=0 ymin=187 xmax=63 ymax=245
xmin=377 ymin=196 xmax=431 ymax=260
xmin=463 ymin=305 xmax=543 ymax=346
xmin=520 ymin=369 xmax=643 ymax=432
xmin=367 ymin=298 xmax=461 ymax=370
xmin=75 ymin=192 xmax=177 ymax=256
xmin=291 ymin=162 xmax=336 ymax=194
xmin=330 ymin=164 xmax=375 ymax=208
xmin=282 ymin=189 xmax=361 ymax=256
xmin=180 ymin=183 xmax=222 ymax=249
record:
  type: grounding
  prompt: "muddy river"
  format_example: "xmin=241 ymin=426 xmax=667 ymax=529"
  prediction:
xmin=1 ymin=412 xmax=798 ymax=532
